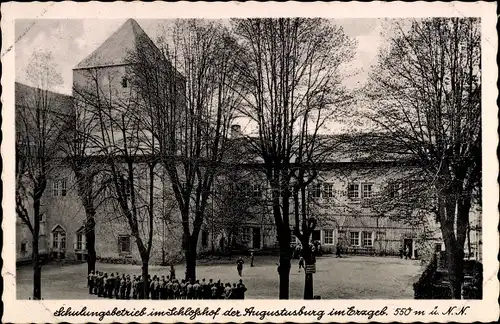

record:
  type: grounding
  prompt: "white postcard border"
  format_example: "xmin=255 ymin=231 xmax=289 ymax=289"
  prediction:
xmin=2 ymin=2 xmax=498 ymax=323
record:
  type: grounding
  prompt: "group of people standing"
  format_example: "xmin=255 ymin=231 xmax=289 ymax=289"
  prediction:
xmin=87 ymin=270 xmax=248 ymax=300
xmin=293 ymin=240 xmax=323 ymax=259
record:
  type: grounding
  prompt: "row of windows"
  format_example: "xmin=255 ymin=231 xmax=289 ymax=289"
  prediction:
xmin=49 ymin=178 xmax=419 ymax=200
xmin=311 ymin=183 xmax=373 ymax=199
xmin=230 ymin=182 xmax=373 ymax=200
xmin=350 ymin=231 xmax=374 ymax=247
xmin=290 ymin=230 xmax=374 ymax=247
xmin=50 ymin=227 xmax=87 ymax=250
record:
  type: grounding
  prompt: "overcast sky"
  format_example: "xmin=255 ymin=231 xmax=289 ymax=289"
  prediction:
xmin=15 ymin=18 xmax=387 ymax=96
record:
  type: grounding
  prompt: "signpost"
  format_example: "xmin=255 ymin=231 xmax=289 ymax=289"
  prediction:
xmin=305 ymin=264 xmax=316 ymax=274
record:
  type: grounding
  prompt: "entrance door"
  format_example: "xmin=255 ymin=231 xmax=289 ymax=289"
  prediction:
xmin=252 ymin=227 xmax=261 ymax=249
xmin=404 ymin=238 xmax=413 ymax=259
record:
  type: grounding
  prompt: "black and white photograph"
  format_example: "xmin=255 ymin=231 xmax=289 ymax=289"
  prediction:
xmin=2 ymin=2 xmax=498 ymax=323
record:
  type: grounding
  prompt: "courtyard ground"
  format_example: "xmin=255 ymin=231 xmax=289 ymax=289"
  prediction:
xmin=16 ymin=255 xmax=422 ymax=299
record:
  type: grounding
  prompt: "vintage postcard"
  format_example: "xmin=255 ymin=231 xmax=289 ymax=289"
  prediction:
xmin=1 ymin=1 xmax=498 ymax=323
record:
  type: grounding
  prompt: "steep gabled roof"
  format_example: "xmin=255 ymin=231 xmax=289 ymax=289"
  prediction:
xmin=74 ymin=18 xmax=159 ymax=69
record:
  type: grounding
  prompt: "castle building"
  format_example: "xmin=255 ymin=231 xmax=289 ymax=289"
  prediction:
xmin=16 ymin=19 xmax=482 ymax=264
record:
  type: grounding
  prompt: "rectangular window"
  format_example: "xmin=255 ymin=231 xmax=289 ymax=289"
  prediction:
xmin=348 ymin=184 xmax=359 ymax=199
xmin=52 ymin=181 xmax=59 ymax=197
xmin=61 ymin=178 xmax=67 ymax=196
xmin=53 ymin=232 xmax=59 ymax=248
xmin=121 ymin=77 xmax=128 ymax=88
xmin=350 ymin=231 xmax=360 ymax=246
xmin=323 ymin=230 xmax=334 ymax=245
xmin=60 ymin=234 xmax=66 ymax=249
xmin=362 ymin=232 xmax=373 ymax=247
xmin=21 ymin=242 xmax=27 ymax=253
xmin=76 ymin=233 xmax=83 ymax=250
xmin=311 ymin=183 xmax=322 ymax=198
xmin=119 ymin=236 xmax=131 ymax=253
xmin=323 ymin=183 xmax=334 ymax=198
xmin=362 ymin=183 xmax=373 ymax=199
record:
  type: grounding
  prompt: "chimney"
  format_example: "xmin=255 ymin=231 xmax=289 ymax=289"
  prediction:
xmin=231 ymin=124 xmax=242 ymax=138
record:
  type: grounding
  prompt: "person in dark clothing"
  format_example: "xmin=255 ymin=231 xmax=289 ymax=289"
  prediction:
xmin=170 ymin=265 xmax=176 ymax=280
xmin=120 ymin=275 xmax=126 ymax=299
xmin=250 ymin=252 xmax=255 ymax=267
xmin=159 ymin=276 xmax=166 ymax=299
xmin=211 ymin=281 xmax=218 ymax=299
xmin=125 ymin=275 xmax=132 ymax=299
xmin=200 ymin=278 xmax=207 ymax=299
xmin=93 ymin=271 xmax=100 ymax=295
xmin=88 ymin=270 xmax=95 ymax=294
xmin=132 ymin=275 xmax=138 ymax=299
xmin=166 ymin=277 xmax=173 ymax=300
xmin=224 ymin=283 xmax=232 ymax=299
xmin=151 ymin=277 xmax=160 ymax=300
xmin=298 ymin=256 xmax=305 ymax=271
xmin=98 ymin=273 xmax=106 ymax=297
xmin=238 ymin=279 xmax=247 ymax=299
xmin=193 ymin=280 xmax=201 ymax=299
xmin=186 ymin=279 xmax=194 ymax=300
xmin=336 ymin=242 xmax=342 ymax=258
xmin=137 ymin=276 xmax=144 ymax=300
xmin=231 ymin=283 xmax=238 ymax=299
xmin=218 ymin=281 xmax=225 ymax=299
xmin=172 ymin=279 xmax=180 ymax=299
xmin=114 ymin=273 xmax=120 ymax=299
xmin=236 ymin=256 xmax=244 ymax=276
xmin=107 ymin=273 xmax=114 ymax=299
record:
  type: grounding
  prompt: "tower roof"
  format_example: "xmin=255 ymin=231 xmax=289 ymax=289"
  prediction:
xmin=75 ymin=19 xmax=159 ymax=69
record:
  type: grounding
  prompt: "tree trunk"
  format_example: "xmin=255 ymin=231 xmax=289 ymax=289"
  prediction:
xmin=32 ymin=236 xmax=42 ymax=300
xmin=32 ymin=197 xmax=42 ymax=300
xmin=185 ymin=245 xmax=197 ymax=281
xmin=141 ymin=260 xmax=149 ymax=298
xmin=441 ymin=222 xmax=465 ymax=299
xmin=304 ymin=272 xmax=314 ymax=300
xmin=278 ymin=252 xmax=291 ymax=299
xmin=302 ymin=244 xmax=314 ymax=299
xmin=86 ymin=213 xmax=96 ymax=274
xmin=446 ymin=246 xmax=464 ymax=299
xmin=277 ymin=224 xmax=292 ymax=299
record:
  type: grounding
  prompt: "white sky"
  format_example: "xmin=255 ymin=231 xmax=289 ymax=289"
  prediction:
xmin=14 ymin=18 xmax=395 ymax=135
xmin=15 ymin=18 xmax=387 ymax=96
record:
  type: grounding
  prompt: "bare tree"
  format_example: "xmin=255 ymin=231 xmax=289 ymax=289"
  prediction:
xmin=363 ymin=18 xmax=481 ymax=298
xmin=232 ymin=18 xmax=355 ymax=299
xmin=129 ymin=20 xmax=243 ymax=280
xmin=73 ymin=66 xmax=158 ymax=298
xmin=60 ymin=96 xmax=111 ymax=275
xmin=15 ymin=50 xmax=67 ymax=299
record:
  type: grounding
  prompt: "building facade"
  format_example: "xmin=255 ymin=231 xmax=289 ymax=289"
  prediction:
xmin=16 ymin=19 xmax=482 ymax=265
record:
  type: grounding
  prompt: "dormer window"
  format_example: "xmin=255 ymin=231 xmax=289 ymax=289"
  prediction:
xmin=121 ymin=77 xmax=128 ymax=88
